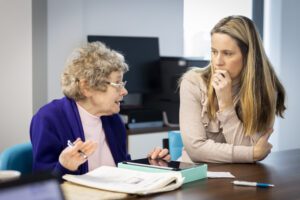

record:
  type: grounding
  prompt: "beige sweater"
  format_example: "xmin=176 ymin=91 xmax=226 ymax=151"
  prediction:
xmin=180 ymin=69 xmax=266 ymax=163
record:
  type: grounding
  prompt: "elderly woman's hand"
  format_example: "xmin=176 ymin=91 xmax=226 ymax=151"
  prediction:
xmin=147 ymin=147 xmax=171 ymax=161
xmin=59 ymin=138 xmax=98 ymax=171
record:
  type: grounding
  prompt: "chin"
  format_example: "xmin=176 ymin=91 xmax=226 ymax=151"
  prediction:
xmin=110 ymin=108 xmax=120 ymax=115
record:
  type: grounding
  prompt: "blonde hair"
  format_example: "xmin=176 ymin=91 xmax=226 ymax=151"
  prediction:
xmin=61 ymin=42 xmax=129 ymax=100
xmin=201 ymin=15 xmax=286 ymax=136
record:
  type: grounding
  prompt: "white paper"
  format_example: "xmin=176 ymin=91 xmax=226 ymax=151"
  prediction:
xmin=207 ymin=171 xmax=235 ymax=178
xmin=63 ymin=166 xmax=184 ymax=195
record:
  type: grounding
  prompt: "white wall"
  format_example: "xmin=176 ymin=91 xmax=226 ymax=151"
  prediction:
xmin=184 ymin=0 xmax=252 ymax=58
xmin=0 ymin=0 xmax=32 ymax=151
xmin=277 ymin=0 xmax=300 ymax=150
xmin=265 ymin=0 xmax=300 ymax=151
xmin=47 ymin=0 xmax=84 ymax=101
xmin=47 ymin=0 xmax=183 ymax=100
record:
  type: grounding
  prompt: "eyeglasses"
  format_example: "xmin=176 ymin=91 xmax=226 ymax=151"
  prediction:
xmin=105 ymin=81 xmax=127 ymax=89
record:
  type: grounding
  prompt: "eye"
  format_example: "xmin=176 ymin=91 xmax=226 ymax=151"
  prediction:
xmin=224 ymin=51 xmax=233 ymax=56
xmin=211 ymin=50 xmax=217 ymax=55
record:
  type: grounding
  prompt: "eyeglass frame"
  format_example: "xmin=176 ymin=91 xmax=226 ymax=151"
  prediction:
xmin=105 ymin=80 xmax=127 ymax=89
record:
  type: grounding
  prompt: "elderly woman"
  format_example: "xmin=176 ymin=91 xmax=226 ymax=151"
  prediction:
xmin=30 ymin=42 xmax=169 ymax=176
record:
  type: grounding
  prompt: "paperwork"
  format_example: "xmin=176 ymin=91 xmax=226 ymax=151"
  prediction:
xmin=207 ymin=171 xmax=235 ymax=178
xmin=63 ymin=166 xmax=184 ymax=195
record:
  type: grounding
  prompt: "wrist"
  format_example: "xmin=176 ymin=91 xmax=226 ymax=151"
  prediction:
xmin=59 ymin=157 xmax=78 ymax=171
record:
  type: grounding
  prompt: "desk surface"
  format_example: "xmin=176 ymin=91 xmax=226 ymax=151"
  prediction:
xmin=139 ymin=149 xmax=300 ymax=200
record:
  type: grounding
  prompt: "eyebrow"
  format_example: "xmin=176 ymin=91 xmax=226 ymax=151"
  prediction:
xmin=211 ymin=47 xmax=234 ymax=52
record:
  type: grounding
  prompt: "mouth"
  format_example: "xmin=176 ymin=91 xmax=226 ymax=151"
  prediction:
xmin=114 ymin=99 xmax=123 ymax=106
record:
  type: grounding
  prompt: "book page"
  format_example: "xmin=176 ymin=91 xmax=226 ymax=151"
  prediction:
xmin=63 ymin=166 xmax=183 ymax=195
xmin=61 ymin=182 xmax=132 ymax=200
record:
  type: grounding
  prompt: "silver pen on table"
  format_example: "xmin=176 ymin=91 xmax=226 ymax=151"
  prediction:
xmin=233 ymin=180 xmax=274 ymax=188
xmin=67 ymin=140 xmax=88 ymax=159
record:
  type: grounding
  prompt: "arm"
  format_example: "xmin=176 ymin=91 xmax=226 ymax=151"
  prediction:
xmin=30 ymin=113 xmax=78 ymax=175
xmin=180 ymin=73 xmax=253 ymax=163
xmin=216 ymin=107 xmax=269 ymax=145
xmin=212 ymin=70 xmax=275 ymax=146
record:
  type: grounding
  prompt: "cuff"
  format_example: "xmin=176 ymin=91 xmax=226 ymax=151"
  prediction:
xmin=54 ymin=162 xmax=79 ymax=176
xmin=232 ymin=145 xmax=254 ymax=163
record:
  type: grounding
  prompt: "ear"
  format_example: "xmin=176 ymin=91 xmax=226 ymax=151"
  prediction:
xmin=79 ymin=80 xmax=92 ymax=97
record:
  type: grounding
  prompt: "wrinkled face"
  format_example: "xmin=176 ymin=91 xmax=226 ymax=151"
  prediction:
xmin=85 ymin=71 xmax=128 ymax=116
xmin=211 ymin=33 xmax=244 ymax=80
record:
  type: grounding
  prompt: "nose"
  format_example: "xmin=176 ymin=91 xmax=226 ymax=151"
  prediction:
xmin=120 ymin=87 xmax=128 ymax=96
xmin=214 ymin=53 xmax=224 ymax=67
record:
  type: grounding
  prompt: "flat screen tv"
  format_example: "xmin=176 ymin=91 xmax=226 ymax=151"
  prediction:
xmin=87 ymin=35 xmax=161 ymax=94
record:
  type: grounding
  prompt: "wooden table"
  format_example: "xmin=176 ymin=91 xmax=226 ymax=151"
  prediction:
xmin=139 ymin=149 xmax=300 ymax=200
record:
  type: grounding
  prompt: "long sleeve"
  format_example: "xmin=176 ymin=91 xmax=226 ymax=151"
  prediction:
xmin=216 ymin=107 xmax=268 ymax=146
xmin=30 ymin=110 xmax=79 ymax=176
xmin=30 ymin=97 xmax=130 ymax=176
xmin=179 ymin=70 xmax=254 ymax=163
xmin=30 ymin=97 xmax=88 ymax=176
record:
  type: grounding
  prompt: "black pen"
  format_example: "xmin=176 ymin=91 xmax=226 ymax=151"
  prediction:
xmin=67 ymin=140 xmax=88 ymax=159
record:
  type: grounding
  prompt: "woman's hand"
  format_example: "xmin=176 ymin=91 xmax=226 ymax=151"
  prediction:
xmin=59 ymin=138 xmax=98 ymax=171
xmin=147 ymin=147 xmax=171 ymax=161
xmin=253 ymin=128 xmax=273 ymax=161
xmin=211 ymin=70 xmax=233 ymax=111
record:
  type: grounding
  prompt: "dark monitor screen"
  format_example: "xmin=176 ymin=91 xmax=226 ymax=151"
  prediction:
xmin=0 ymin=173 xmax=65 ymax=200
xmin=87 ymin=35 xmax=161 ymax=94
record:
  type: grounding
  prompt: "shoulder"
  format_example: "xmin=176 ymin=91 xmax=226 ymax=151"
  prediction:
xmin=33 ymin=97 xmax=71 ymax=120
xmin=181 ymin=67 xmax=208 ymax=93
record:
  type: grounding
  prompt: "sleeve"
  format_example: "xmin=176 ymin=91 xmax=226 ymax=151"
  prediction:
xmin=216 ymin=103 xmax=275 ymax=146
xmin=30 ymin=112 xmax=78 ymax=176
xmin=179 ymin=75 xmax=254 ymax=163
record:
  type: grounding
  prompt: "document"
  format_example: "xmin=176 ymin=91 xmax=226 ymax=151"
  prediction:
xmin=63 ymin=166 xmax=184 ymax=195
xmin=207 ymin=171 xmax=235 ymax=178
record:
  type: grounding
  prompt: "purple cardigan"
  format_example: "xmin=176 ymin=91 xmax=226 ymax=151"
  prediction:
xmin=30 ymin=97 xmax=130 ymax=176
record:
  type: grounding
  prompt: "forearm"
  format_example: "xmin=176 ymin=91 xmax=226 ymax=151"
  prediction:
xmin=217 ymin=106 xmax=257 ymax=145
xmin=182 ymin=136 xmax=254 ymax=163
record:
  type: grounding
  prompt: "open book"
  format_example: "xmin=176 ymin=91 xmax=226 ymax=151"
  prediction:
xmin=63 ymin=166 xmax=184 ymax=195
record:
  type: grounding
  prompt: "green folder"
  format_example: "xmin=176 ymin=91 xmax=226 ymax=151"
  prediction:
xmin=118 ymin=162 xmax=207 ymax=184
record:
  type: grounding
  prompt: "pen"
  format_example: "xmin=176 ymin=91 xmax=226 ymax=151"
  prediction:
xmin=67 ymin=140 xmax=88 ymax=159
xmin=233 ymin=180 xmax=274 ymax=188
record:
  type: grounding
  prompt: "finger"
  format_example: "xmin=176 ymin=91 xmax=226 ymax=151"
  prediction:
xmin=216 ymin=69 xmax=229 ymax=76
xmin=80 ymin=140 xmax=96 ymax=151
xmin=215 ymin=70 xmax=227 ymax=78
xmin=268 ymin=143 xmax=273 ymax=149
xmin=73 ymin=139 xmax=84 ymax=149
xmin=66 ymin=144 xmax=82 ymax=157
xmin=158 ymin=159 xmax=168 ymax=167
xmin=211 ymin=79 xmax=219 ymax=89
xmin=162 ymin=154 xmax=171 ymax=161
xmin=215 ymin=73 xmax=226 ymax=81
xmin=82 ymin=142 xmax=98 ymax=156
xmin=264 ymin=127 xmax=273 ymax=135
xmin=149 ymin=159 xmax=158 ymax=166
xmin=150 ymin=147 xmax=162 ymax=159
xmin=262 ymin=132 xmax=272 ymax=140
xmin=158 ymin=148 xmax=169 ymax=158
xmin=147 ymin=149 xmax=155 ymax=158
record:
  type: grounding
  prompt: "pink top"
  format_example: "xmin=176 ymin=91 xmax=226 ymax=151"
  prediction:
xmin=77 ymin=103 xmax=116 ymax=171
